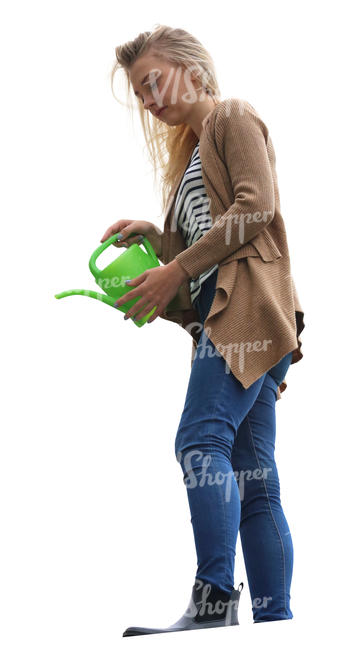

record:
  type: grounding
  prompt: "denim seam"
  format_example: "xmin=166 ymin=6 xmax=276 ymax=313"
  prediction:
xmin=246 ymin=412 xmax=288 ymax=616
xmin=205 ymin=352 xmax=233 ymax=592
xmin=194 ymin=274 xmax=234 ymax=592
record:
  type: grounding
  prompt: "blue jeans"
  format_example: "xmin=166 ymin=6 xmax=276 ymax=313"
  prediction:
xmin=175 ymin=268 xmax=294 ymax=623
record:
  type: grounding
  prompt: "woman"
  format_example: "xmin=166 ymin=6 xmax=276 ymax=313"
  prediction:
xmin=101 ymin=25 xmax=305 ymax=636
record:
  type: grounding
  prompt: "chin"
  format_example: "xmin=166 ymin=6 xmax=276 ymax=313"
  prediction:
xmin=160 ymin=108 xmax=179 ymax=125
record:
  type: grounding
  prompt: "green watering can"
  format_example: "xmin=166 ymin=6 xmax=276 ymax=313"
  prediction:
xmin=54 ymin=233 xmax=160 ymax=327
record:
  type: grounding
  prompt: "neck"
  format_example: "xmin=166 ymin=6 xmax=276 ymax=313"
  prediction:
xmin=187 ymin=95 xmax=217 ymax=138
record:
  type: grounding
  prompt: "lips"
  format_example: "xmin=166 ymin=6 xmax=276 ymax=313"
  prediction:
xmin=156 ymin=106 xmax=167 ymax=116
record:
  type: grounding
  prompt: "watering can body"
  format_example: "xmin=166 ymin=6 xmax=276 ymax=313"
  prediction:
xmin=54 ymin=234 xmax=160 ymax=327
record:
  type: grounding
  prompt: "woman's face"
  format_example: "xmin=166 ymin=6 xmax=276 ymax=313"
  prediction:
xmin=128 ymin=52 xmax=207 ymax=125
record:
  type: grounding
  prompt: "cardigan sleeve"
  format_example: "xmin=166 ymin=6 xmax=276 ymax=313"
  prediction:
xmin=174 ymin=99 xmax=276 ymax=279
xmin=146 ymin=223 xmax=164 ymax=262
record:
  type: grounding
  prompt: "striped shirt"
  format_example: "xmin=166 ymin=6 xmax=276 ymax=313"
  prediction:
xmin=174 ymin=142 xmax=218 ymax=307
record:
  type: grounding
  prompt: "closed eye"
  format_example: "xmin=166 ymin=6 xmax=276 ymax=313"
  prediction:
xmin=134 ymin=72 xmax=162 ymax=102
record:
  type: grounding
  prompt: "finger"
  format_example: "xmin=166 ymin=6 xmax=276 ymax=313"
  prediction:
xmin=100 ymin=226 xmax=117 ymax=242
xmin=124 ymin=272 xmax=147 ymax=287
xmin=147 ymin=306 xmax=162 ymax=323
xmin=116 ymin=233 xmax=144 ymax=246
xmin=128 ymin=234 xmax=145 ymax=245
xmin=100 ymin=221 xmax=126 ymax=242
xmin=114 ymin=284 xmax=141 ymax=308
xmin=112 ymin=240 xmax=129 ymax=248
xmin=124 ymin=297 xmax=151 ymax=321
xmin=114 ymin=290 xmax=137 ymax=308
xmin=131 ymin=300 xmax=156 ymax=322
xmin=114 ymin=273 xmax=148 ymax=308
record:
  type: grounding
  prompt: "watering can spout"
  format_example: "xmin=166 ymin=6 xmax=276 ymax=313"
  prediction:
xmin=54 ymin=233 xmax=160 ymax=326
xmin=54 ymin=289 xmax=117 ymax=308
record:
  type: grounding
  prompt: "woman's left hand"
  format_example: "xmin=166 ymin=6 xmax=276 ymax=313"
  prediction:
xmin=114 ymin=260 xmax=190 ymax=323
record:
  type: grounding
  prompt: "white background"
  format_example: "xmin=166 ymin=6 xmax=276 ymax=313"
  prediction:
xmin=1 ymin=1 xmax=357 ymax=648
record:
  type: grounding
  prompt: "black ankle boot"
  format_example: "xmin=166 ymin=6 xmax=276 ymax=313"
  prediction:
xmin=122 ymin=579 xmax=244 ymax=637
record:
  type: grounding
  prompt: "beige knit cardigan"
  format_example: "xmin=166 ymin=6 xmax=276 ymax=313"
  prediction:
xmin=156 ymin=98 xmax=305 ymax=400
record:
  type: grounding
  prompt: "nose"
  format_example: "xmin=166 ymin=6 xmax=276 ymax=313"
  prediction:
xmin=143 ymin=97 xmax=155 ymax=110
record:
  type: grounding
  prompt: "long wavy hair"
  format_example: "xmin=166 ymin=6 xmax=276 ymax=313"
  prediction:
xmin=110 ymin=24 xmax=221 ymax=213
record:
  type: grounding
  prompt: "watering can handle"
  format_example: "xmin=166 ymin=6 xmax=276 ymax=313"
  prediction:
xmin=89 ymin=232 xmax=159 ymax=278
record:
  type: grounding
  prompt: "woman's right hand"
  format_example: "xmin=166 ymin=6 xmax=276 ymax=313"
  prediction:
xmin=100 ymin=219 xmax=163 ymax=256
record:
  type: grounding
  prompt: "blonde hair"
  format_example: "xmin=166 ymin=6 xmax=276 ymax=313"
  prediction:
xmin=110 ymin=24 xmax=221 ymax=212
